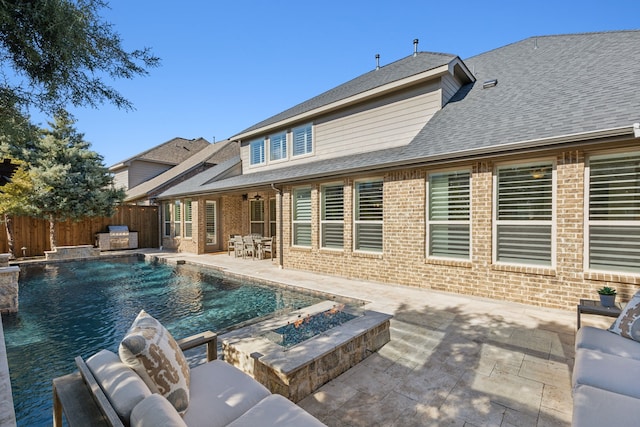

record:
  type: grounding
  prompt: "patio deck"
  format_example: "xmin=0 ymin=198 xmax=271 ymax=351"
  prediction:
xmin=139 ymin=250 xmax=613 ymax=427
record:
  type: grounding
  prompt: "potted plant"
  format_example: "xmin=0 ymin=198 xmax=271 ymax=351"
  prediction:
xmin=597 ymin=286 xmax=617 ymax=307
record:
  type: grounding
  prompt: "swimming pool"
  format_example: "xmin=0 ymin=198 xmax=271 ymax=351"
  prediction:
xmin=2 ymin=256 xmax=326 ymax=426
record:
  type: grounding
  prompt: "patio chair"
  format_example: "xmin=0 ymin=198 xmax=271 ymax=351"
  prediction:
xmin=228 ymin=235 xmax=239 ymax=256
xmin=262 ymin=236 xmax=275 ymax=260
xmin=242 ymin=235 xmax=255 ymax=259
xmin=234 ymin=235 xmax=245 ymax=258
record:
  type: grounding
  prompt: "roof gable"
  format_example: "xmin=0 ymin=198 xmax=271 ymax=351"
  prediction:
xmin=110 ymin=137 xmax=211 ymax=169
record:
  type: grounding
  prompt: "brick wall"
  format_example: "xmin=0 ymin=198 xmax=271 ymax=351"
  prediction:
xmin=280 ymin=145 xmax=639 ymax=310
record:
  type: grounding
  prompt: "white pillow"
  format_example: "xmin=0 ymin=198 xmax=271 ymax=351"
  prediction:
xmin=119 ymin=310 xmax=191 ymax=414
xmin=130 ymin=394 xmax=188 ymax=427
xmin=609 ymin=290 xmax=640 ymax=341
xmin=86 ymin=349 xmax=151 ymax=422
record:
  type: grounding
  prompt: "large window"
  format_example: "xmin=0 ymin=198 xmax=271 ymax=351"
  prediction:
xmin=184 ymin=200 xmax=192 ymax=238
xmin=494 ymin=162 xmax=554 ymax=266
xmin=250 ymin=199 xmax=264 ymax=235
xmin=163 ymin=203 xmax=171 ymax=237
xmin=292 ymin=124 xmax=313 ymax=156
xmin=587 ymin=151 xmax=640 ymax=274
xmin=354 ymin=179 xmax=383 ymax=252
xmin=321 ymin=184 xmax=344 ymax=249
xmin=292 ymin=187 xmax=311 ymax=246
xmin=269 ymin=132 xmax=287 ymax=161
xmin=427 ymin=170 xmax=470 ymax=259
xmin=269 ymin=198 xmax=277 ymax=238
xmin=250 ymin=138 xmax=265 ymax=165
xmin=174 ymin=200 xmax=182 ymax=237
xmin=206 ymin=201 xmax=216 ymax=245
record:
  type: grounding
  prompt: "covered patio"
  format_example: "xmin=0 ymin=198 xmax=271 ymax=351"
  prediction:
xmin=144 ymin=249 xmax=610 ymax=426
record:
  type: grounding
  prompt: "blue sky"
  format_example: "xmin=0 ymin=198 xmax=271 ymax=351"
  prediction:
xmin=41 ymin=0 xmax=638 ymax=167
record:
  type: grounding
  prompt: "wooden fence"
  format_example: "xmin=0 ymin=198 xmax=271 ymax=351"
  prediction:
xmin=0 ymin=205 xmax=159 ymax=257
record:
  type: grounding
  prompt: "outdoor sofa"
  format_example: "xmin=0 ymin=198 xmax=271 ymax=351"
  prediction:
xmin=572 ymin=291 xmax=640 ymax=426
xmin=53 ymin=310 xmax=326 ymax=427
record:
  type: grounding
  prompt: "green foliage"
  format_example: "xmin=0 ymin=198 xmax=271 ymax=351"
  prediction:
xmin=597 ymin=286 xmax=617 ymax=295
xmin=29 ymin=112 xmax=125 ymax=223
xmin=0 ymin=0 xmax=159 ymax=114
xmin=0 ymin=159 xmax=36 ymax=217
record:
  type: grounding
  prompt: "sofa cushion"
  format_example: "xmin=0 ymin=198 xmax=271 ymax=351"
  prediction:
xmin=575 ymin=326 xmax=640 ymax=360
xmin=572 ymin=384 xmax=640 ymax=427
xmin=573 ymin=348 xmax=640 ymax=399
xmin=86 ymin=349 xmax=151 ymax=422
xmin=609 ymin=290 xmax=640 ymax=341
xmin=226 ymin=394 xmax=326 ymax=427
xmin=130 ymin=393 xmax=188 ymax=427
xmin=119 ymin=310 xmax=190 ymax=414
xmin=181 ymin=360 xmax=271 ymax=427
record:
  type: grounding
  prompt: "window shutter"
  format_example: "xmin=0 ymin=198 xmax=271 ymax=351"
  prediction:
xmin=321 ymin=185 xmax=344 ymax=249
xmin=270 ymin=133 xmax=286 ymax=161
xmin=355 ymin=180 xmax=383 ymax=252
xmin=495 ymin=163 xmax=553 ymax=265
xmin=293 ymin=124 xmax=312 ymax=156
xmin=293 ymin=188 xmax=311 ymax=246
xmin=588 ymin=153 xmax=640 ymax=273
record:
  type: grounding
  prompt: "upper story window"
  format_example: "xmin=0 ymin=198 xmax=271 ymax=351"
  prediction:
xmin=292 ymin=187 xmax=312 ymax=247
xmin=494 ymin=161 xmax=555 ymax=266
xmin=354 ymin=179 xmax=383 ymax=252
xmin=321 ymin=184 xmax=344 ymax=249
xmin=427 ymin=170 xmax=470 ymax=259
xmin=292 ymin=124 xmax=313 ymax=157
xmin=269 ymin=132 xmax=287 ymax=161
xmin=250 ymin=138 xmax=265 ymax=165
xmin=586 ymin=151 xmax=640 ymax=274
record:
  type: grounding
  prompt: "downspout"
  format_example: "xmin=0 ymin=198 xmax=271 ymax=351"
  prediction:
xmin=271 ymin=183 xmax=283 ymax=269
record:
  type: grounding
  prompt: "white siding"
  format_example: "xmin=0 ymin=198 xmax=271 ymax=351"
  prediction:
xmin=241 ymin=81 xmax=443 ymax=173
xmin=441 ymin=74 xmax=463 ymax=105
xmin=128 ymin=161 xmax=173 ymax=188
xmin=112 ymin=170 xmax=129 ymax=190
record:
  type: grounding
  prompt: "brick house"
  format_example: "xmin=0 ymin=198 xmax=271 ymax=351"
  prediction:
xmin=157 ymin=31 xmax=640 ymax=310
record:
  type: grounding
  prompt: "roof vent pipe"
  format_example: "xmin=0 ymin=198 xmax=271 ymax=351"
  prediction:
xmin=413 ymin=39 xmax=419 ymax=57
xmin=375 ymin=54 xmax=380 ymax=70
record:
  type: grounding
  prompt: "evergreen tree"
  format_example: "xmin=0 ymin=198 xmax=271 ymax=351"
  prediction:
xmin=30 ymin=112 xmax=125 ymax=249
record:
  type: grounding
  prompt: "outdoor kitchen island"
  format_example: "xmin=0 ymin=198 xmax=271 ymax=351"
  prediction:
xmin=221 ymin=301 xmax=391 ymax=402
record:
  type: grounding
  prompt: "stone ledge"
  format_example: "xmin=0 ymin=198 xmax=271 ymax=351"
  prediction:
xmin=44 ymin=245 xmax=100 ymax=261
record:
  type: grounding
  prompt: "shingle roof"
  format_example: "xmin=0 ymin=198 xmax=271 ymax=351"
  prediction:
xmin=109 ymin=137 xmax=211 ymax=169
xmin=234 ymin=52 xmax=458 ymax=136
xmin=161 ymin=31 xmax=640 ymax=198
xmin=125 ymin=139 xmax=238 ymax=202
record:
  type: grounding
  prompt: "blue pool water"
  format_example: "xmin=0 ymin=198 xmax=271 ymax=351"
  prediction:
xmin=1 ymin=256 xmax=325 ymax=426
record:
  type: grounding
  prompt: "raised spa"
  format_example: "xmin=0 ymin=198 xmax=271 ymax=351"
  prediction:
xmin=221 ymin=301 xmax=392 ymax=402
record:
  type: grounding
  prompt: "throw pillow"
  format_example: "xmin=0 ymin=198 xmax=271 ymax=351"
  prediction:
xmin=119 ymin=310 xmax=191 ymax=414
xmin=609 ymin=290 xmax=640 ymax=341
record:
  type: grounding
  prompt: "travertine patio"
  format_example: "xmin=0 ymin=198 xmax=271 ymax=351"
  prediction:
xmin=139 ymin=250 xmax=610 ymax=426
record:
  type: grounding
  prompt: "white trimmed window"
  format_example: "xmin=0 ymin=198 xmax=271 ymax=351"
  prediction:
xmin=206 ymin=201 xmax=216 ymax=245
xmin=354 ymin=179 xmax=383 ymax=252
xmin=494 ymin=162 xmax=554 ymax=266
xmin=292 ymin=187 xmax=311 ymax=246
xmin=250 ymin=138 xmax=265 ymax=165
xmin=269 ymin=132 xmax=287 ymax=161
xmin=427 ymin=170 xmax=470 ymax=259
xmin=321 ymin=184 xmax=344 ymax=249
xmin=292 ymin=124 xmax=313 ymax=156
xmin=163 ymin=203 xmax=171 ymax=237
xmin=269 ymin=198 xmax=276 ymax=237
xmin=250 ymin=199 xmax=264 ymax=236
xmin=174 ymin=200 xmax=182 ymax=237
xmin=587 ymin=151 xmax=640 ymax=274
xmin=184 ymin=200 xmax=192 ymax=238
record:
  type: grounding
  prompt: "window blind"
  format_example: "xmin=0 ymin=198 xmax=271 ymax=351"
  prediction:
xmin=293 ymin=188 xmax=311 ymax=246
xmin=428 ymin=171 xmax=470 ymax=259
xmin=355 ymin=180 xmax=383 ymax=252
xmin=293 ymin=124 xmax=312 ymax=156
xmin=270 ymin=133 xmax=286 ymax=161
xmin=321 ymin=184 xmax=344 ymax=249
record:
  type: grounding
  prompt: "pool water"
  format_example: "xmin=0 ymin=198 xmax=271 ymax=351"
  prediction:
xmin=1 ymin=256 xmax=325 ymax=426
